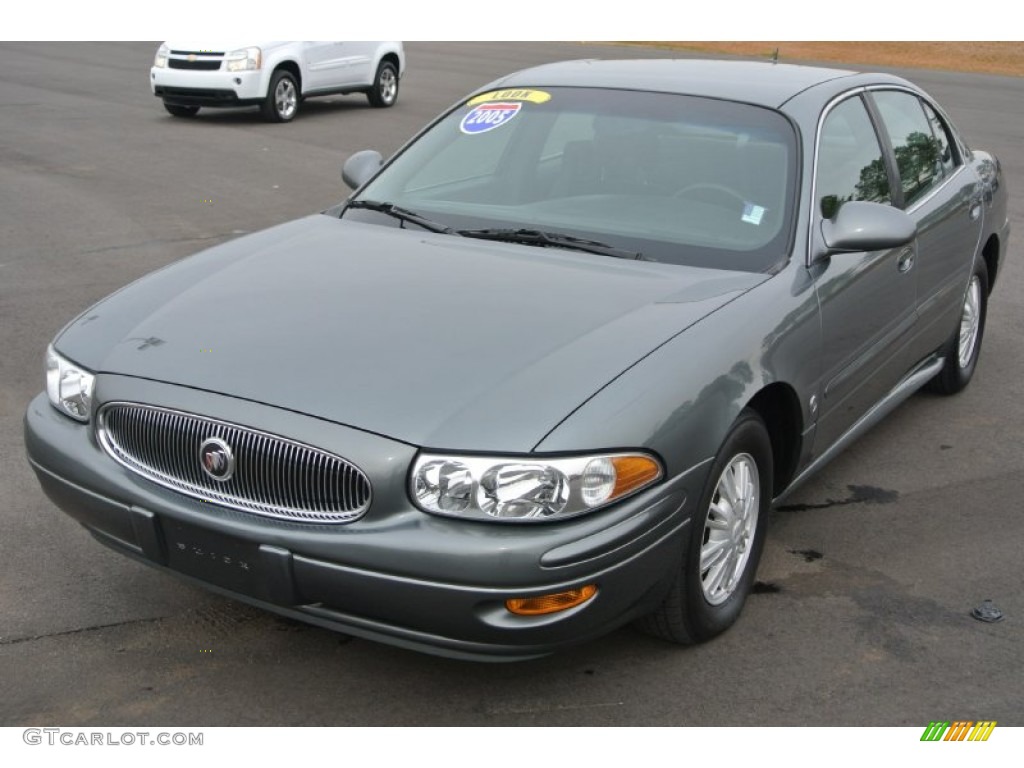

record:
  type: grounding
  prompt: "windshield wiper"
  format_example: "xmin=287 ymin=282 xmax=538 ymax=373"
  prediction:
xmin=344 ymin=207 xmax=648 ymax=261
xmin=346 ymin=200 xmax=454 ymax=234
xmin=457 ymin=228 xmax=648 ymax=261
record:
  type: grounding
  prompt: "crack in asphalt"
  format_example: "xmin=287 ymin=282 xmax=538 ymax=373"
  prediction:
xmin=0 ymin=616 xmax=167 ymax=646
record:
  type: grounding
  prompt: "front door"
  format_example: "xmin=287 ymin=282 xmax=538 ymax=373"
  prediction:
xmin=811 ymin=93 xmax=918 ymax=453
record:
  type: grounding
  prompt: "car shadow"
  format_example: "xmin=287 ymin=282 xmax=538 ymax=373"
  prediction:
xmin=158 ymin=98 xmax=374 ymax=126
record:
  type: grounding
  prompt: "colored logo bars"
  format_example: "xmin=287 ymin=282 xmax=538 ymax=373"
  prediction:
xmin=920 ymin=721 xmax=997 ymax=741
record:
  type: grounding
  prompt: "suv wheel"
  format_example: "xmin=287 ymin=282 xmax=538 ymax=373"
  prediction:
xmin=367 ymin=61 xmax=399 ymax=108
xmin=262 ymin=69 xmax=300 ymax=122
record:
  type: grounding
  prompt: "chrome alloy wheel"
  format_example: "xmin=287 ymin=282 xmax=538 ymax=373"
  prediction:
xmin=378 ymin=67 xmax=398 ymax=105
xmin=275 ymin=78 xmax=298 ymax=120
xmin=700 ymin=453 xmax=760 ymax=606
xmin=957 ymin=275 xmax=982 ymax=369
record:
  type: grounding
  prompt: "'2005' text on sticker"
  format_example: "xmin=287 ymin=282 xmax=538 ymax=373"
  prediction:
xmin=460 ymin=102 xmax=522 ymax=135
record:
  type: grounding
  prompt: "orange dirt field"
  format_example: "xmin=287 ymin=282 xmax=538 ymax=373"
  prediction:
xmin=627 ymin=42 xmax=1024 ymax=77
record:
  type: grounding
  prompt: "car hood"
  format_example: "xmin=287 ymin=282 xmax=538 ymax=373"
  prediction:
xmin=57 ymin=216 xmax=765 ymax=451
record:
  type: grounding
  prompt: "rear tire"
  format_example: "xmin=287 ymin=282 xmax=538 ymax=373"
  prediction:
xmin=366 ymin=61 xmax=399 ymax=108
xmin=163 ymin=103 xmax=199 ymax=118
xmin=927 ymin=258 xmax=988 ymax=395
xmin=637 ymin=408 xmax=772 ymax=644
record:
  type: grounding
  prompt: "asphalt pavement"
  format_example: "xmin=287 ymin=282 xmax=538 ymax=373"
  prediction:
xmin=0 ymin=41 xmax=1021 ymax=726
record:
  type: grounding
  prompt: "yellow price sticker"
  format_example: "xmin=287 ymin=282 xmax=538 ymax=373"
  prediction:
xmin=466 ymin=89 xmax=552 ymax=106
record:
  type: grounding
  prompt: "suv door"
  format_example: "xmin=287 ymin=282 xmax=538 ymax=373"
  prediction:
xmin=302 ymin=42 xmax=347 ymax=91
xmin=304 ymin=42 xmax=375 ymax=92
xmin=867 ymin=89 xmax=983 ymax=359
xmin=335 ymin=43 xmax=376 ymax=87
xmin=811 ymin=93 xmax=918 ymax=453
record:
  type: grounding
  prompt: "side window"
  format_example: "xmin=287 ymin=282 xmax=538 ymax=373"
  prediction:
xmin=872 ymin=90 xmax=946 ymax=207
xmin=816 ymin=96 xmax=891 ymax=219
xmin=921 ymin=100 xmax=958 ymax=176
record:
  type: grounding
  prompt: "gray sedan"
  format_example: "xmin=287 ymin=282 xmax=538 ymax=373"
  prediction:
xmin=25 ymin=59 xmax=1010 ymax=660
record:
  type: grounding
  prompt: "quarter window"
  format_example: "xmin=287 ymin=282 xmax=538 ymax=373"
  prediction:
xmin=921 ymin=100 xmax=957 ymax=176
xmin=872 ymin=90 xmax=946 ymax=207
xmin=816 ymin=96 xmax=891 ymax=219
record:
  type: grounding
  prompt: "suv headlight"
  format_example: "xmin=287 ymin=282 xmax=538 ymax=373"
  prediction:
xmin=226 ymin=47 xmax=262 ymax=72
xmin=153 ymin=44 xmax=169 ymax=68
xmin=46 ymin=346 xmax=95 ymax=422
xmin=411 ymin=452 xmax=662 ymax=522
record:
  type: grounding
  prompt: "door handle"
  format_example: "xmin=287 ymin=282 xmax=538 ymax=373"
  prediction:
xmin=897 ymin=247 xmax=915 ymax=274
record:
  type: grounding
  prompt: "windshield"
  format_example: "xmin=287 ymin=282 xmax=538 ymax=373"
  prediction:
xmin=346 ymin=86 xmax=798 ymax=271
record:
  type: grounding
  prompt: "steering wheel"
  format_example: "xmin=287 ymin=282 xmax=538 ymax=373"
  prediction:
xmin=673 ymin=183 xmax=747 ymax=207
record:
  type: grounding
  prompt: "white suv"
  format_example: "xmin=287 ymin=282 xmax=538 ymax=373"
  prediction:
xmin=150 ymin=41 xmax=405 ymax=122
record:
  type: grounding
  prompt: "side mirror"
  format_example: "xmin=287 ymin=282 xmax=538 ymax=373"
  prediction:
xmin=818 ymin=200 xmax=916 ymax=258
xmin=341 ymin=150 xmax=383 ymax=191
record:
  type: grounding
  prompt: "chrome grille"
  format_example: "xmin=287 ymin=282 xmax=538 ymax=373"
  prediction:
xmin=97 ymin=403 xmax=371 ymax=523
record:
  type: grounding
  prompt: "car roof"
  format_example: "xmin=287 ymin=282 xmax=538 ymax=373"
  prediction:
xmin=485 ymin=58 xmax=870 ymax=109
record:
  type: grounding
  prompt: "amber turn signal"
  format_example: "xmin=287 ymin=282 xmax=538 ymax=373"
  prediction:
xmin=506 ymin=584 xmax=598 ymax=616
xmin=611 ymin=455 xmax=662 ymax=499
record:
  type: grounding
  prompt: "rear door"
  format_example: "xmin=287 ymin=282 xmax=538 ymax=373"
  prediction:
xmin=335 ymin=42 xmax=376 ymax=86
xmin=304 ymin=42 xmax=376 ymax=91
xmin=867 ymin=89 xmax=983 ymax=358
xmin=301 ymin=42 xmax=346 ymax=91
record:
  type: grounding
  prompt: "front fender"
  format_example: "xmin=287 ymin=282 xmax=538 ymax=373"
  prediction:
xmin=535 ymin=266 xmax=820 ymax=480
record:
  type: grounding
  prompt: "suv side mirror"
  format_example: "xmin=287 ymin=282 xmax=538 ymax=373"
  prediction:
xmin=819 ymin=200 xmax=916 ymax=257
xmin=342 ymin=150 xmax=383 ymax=191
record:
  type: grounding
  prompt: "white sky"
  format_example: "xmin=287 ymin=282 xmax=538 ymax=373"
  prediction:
xmin=5 ymin=2 xmax=1019 ymax=41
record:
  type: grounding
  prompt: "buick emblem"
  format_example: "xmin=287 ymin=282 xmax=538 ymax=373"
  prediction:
xmin=187 ymin=53 xmax=197 ymax=62
xmin=199 ymin=437 xmax=235 ymax=482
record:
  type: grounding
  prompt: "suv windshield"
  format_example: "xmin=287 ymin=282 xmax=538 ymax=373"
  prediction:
xmin=345 ymin=87 xmax=798 ymax=272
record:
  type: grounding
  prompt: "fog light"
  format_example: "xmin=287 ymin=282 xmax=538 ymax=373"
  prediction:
xmin=506 ymin=585 xmax=597 ymax=616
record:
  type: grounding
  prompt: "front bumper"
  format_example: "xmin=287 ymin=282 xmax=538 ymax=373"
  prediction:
xmin=150 ymin=67 xmax=265 ymax=107
xmin=25 ymin=377 xmax=699 ymax=661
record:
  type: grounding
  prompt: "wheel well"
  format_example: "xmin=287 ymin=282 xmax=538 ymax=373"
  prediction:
xmin=381 ymin=53 xmax=400 ymax=73
xmin=746 ymin=383 xmax=802 ymax=495
xmin=275 ymin=61 xmax=302 ymax=92
xmin=981 ymin=234 xmax=999 ymax=292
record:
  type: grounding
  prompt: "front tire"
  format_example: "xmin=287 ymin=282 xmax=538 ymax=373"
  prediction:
xmin=366 ymin=61 xmax=399 ymax=108
xmin=163 ymin=103 xmax=199 ymax=118
xmin=638 ymin=408 xmax=772 ymax=644
xmin=261 ymin=69 xmax=300 ymax=123
xmin=928 ymin=258 xmax=989 ymax=395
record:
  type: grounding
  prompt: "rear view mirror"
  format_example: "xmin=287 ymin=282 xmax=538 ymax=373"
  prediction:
xmin=342 ymin=150 xmax=383 ymax=191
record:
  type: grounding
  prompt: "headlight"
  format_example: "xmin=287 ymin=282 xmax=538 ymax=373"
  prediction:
xmin=226 ymin=47 xmax=262 ymax=72
xmin=46 ymin=346 xmax=95 ymax=422
xmin=411 ymin=452 xmax=663 ymax=522
xmin=153 ymin=44 xmax=169 ymax=68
